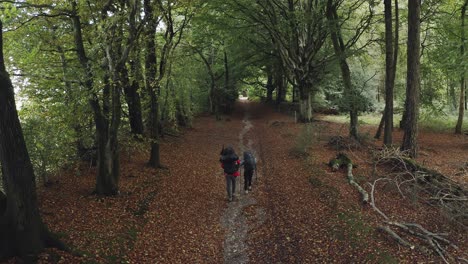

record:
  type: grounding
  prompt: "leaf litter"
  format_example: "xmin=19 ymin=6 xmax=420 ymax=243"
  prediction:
xmin=7 ymin=101 xmax=466 ymax=263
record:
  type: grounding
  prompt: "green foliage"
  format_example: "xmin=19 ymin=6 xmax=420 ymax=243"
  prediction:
xmin=1 ymin=0 xmax=467 ymax=190
xmin=335 ymin=211 xmax=373 ymax=247
xmin=20 ymin=104 xmax=76 ymax=182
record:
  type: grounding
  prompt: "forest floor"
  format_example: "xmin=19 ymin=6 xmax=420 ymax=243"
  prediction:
xmin=7 ymin=100 xmax=467 ymax=263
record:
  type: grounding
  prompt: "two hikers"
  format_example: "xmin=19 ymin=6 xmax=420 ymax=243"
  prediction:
xmin=220 ymin=146 xmax=256 ymax=201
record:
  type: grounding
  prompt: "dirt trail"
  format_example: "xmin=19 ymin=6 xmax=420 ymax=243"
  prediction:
xmin=221 ymin=100 xmax=265 ymax=264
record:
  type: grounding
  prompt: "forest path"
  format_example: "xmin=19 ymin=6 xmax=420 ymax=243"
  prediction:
xmin=221 ymin=100 xmax=266 ymax=264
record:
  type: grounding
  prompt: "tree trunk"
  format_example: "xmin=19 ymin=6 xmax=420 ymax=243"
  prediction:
xmin=122 ymin=64 xmax=144 ymax=136
xmin=455 ymin=0 xmax=467 ymax=134
xmin=195 ymin=48 xmax=218 ymax=117
xmin=383 ymin=0 xmax=399 ymax=145
xmin=275 ymin=68 xmax=286 ymax=104
xmin=298 ymin=83 xmax=313 ymax=123
xmin=326 ymin=0 xmax=359 ymax=139
xmin=375 ymin=114 xmax=385 ymax=139
xmin=266 ymin=68 xmax=274 ymax=102
xmin=145 ymin=0 xmax=161 ymax=167
xmin=292 ymin=85 xmax=299 ymax=103
xmin=148 ymin=84 xmax=162 ymax=167
xmin=449 ymin=78 xmax=457 ymax=111
xmin=456 ymin=79 xmax=466 ymax=134
xmin=72 ymin=1 xmax=120 ymax=195
xmin=145 ymin=1 xmax=178 ymax=166
xmin=0 ymin=20 xmax=64 ymax=260
xmin=401 ymin=0 xmax=421 ymax=158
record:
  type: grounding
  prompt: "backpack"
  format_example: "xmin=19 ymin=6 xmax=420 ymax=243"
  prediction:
xmin=221 ymin=154 xmax=239 ymax=175
xmin=243 ymin=151 xmax=256 ymax=171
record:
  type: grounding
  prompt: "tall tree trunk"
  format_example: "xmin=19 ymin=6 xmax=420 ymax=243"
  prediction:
xmin=148 ymin=85 xmax=162 ymax=167
xmin=222 ymin=49 xmax=234 ymax=113
xmin=455 ymin=0 xmax=467 ymax=134
xmin=144 ymin=0 xmax=162 ymax=168
xmin=401 ymin=0 xmax=421 ymax=158
xmin=383 ymin=0 xmax=399 ymax=145
xmin=0 ymin=20 xmax=64 ymax=260
xmin=122 ymin=64 xmax=144 ymax=136
xmin=71 ymin=1 xmax=119 ymax=195
xmin=326 ymin=0 xmax=359 ymax=139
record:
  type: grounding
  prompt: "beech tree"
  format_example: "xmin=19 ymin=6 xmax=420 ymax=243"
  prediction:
xmin=0 ymin=19 xmax=64 ymax=260
xmin=401 ymin=0 xmax=422 ymax=157
xmin=145 ymin=0 xmax=192 ymax=167
xmin=375 ymin=0 xmax=399 ymax=144
xmin=233 ymin=0 xmax=330 ymax=122
xmin=455 ymin=0 xmax=467 ymax=134
xmin=326 ymin=0 xmax=375 ymax=139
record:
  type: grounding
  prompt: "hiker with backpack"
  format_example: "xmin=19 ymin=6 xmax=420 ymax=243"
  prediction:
xmin=220 ymin=145 xmax=241 ymax=202
xmin=241 ymin=151 xmax=256 ymax=194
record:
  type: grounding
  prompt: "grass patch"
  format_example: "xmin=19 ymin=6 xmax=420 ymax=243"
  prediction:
xmin=133 ymin=191 xmax=157 ymax=216
xmin=322 ymin=113 xmax=468 ymax=133
xmin=334 ymin=211 xmax=374 ymax=248
xmin=319 ymin=187 xmax=340 ymax=209
xmin=366 ymin=251 xmax=399 ymax=264
xmin=290 ymin=124 xmax=315 ymax=158
xmin=308 ymin=176 xmax=323 ymax=188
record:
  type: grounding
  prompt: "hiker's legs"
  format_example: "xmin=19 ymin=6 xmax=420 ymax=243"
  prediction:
xmin=226 ymin=175 xmax=233 ymax=199
xmin=231 ymin=175 xmax=237 ymax=195
xmin=226 ymin=175 xmax=237 ymax=200
xmin=244 ymin=170 xmax=253 ymax=190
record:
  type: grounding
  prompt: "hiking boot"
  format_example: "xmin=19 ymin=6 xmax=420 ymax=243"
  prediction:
xmin=228 ymin=197 xmax=233 ymax=202
xmin=248 ymin=186 xmax=252 ymax=191
xmin=244 ymin=190 xmax=249 ymax=194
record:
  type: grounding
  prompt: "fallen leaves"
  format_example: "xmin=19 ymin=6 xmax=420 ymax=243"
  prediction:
xmin=8 ymin=102 xmax=465 ymax=263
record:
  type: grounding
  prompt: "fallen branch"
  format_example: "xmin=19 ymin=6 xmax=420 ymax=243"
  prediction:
xmin=369 ymin=179 xmax=389 ymax=220
xmin=347 ymin=163 xmax=369 ymax=204
xmin=386 ymin=220 xmax=452 ymax=263
xmin=329 ymin=153 xmax=369 ymax=204
xmin=378 ymin=225 xmax=415 ymax=249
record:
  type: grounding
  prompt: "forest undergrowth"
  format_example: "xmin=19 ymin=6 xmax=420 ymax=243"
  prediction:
xmin=6 ymin=101 xmax=467 ymax=263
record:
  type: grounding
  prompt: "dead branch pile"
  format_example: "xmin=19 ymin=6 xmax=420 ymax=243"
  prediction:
xmin=372 ymin=147 xmax=468 ymax=228
xmin=327 ymin=136 xmax=361 ymax=151
xmin=370 ymin=147 xmax=468 ymax=263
